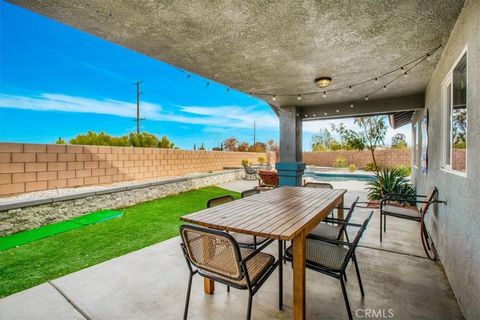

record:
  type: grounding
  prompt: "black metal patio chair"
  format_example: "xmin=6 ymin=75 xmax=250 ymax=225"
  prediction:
xmin=380 ymin=186 xmax=445 ymax=259
xmin=243 ymin=164 xmax=258 ymax=180
xmin=180 ymin=225 xmax=280 ymax=320
xmin=207 ymin=196 xmax=267 ymax=249
xmin=241 ymin=189 xmax=260 ymax=198
xmin=309 ymin=196 xmax=360 ymax=242
xmin=284 ymin=212 xmax=373 ymax=320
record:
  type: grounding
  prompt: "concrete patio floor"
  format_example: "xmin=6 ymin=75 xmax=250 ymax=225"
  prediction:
xmin=0 ymin=180 xmax=463 ymax=319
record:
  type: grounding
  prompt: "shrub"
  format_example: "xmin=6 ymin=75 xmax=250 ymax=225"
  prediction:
xmin=366 ymin=168 xmax=415 ymax=200
xmin=241 ymin=159 xmax=250 ymax=166
xmin=333 ymin=156 xmax=347 ymax=168
xmin=364 ymin=161 xmax=381 ymax=172
xmin=257 ymin=156 xmax=266 ymax=164
xmin=395 ymin=165 xmax=411 ymax=177
xmin=348 ymin=164 xmax=356 ymax=172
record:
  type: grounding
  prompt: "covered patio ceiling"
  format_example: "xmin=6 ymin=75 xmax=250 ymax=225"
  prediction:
xmin=9 ymin=0 xmax=463 ymax=118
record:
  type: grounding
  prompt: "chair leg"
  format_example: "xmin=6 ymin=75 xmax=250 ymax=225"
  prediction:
xmin=340 ymin=277 xmax=353 ymax=320
xmin=352 ymin=254 xmax=365 ymax=296
xmin=253 ymin=236 xmax=257 ymax=250
xmin=344 ymin=272 xmax=348 ymax=282
xmin=380 ymin=213 xmax=383 ymax=242
xmin=383 ymin=214 xmax=387 ymax=232
xmin=183 ymin=273 xmax=194 ymax=320
xmin=227 ymin=285 xmax=230 ymax=292
xmin=246 ymin=292 xmax=253 ymax=320
xmin=278 ymin=240 xmax=283 ymax=310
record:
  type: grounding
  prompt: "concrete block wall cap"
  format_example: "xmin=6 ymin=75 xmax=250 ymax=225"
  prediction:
xmin=0 ymin=198 xmax=53 ymax=211
xmin=126 ymin=182 xmax=153 ymax=190
xmin=94 ymin=186 xmax=128 ymax=195
xmin=53 ymin=191 xmax=97 ymax=202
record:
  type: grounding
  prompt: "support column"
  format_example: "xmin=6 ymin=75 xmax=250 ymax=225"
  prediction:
xmin=276 ymin=106 xmax=305 ymax=186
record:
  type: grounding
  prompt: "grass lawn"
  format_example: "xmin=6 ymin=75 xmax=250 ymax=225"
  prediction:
xmin=0 ymin=186 xmax=239 ymax=298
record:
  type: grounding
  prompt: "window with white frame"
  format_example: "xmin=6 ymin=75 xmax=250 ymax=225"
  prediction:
xmin=413 ymin=122 xmax=419 ymax=167
xmin=442 ymin=51 xmax=467 ymax=174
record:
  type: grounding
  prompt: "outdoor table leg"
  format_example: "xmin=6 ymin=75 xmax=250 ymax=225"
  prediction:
xmin=337 ymin=196 xmax=344 ymax=239
xmin=293 ymin=230 xmax=306 ymax=320
xmin=204 ymin=278 xmax=215 ymax=295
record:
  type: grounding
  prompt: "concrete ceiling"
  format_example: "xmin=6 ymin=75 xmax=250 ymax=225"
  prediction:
xmin=9 ymin=0 xmax=464 ymax=112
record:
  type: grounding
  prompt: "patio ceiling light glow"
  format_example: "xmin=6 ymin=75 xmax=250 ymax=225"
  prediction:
xmin=314 ymin=77 xmax=332 ymax=88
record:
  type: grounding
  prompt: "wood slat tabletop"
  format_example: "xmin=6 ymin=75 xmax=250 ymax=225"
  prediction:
xmin=181 ymin=186 xmax=347 ymax=240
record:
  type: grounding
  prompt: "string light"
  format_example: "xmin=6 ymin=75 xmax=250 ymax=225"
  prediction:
xmin=313 ymin=113 xmax=316 ymax=117
xmin=324 ymin=112 xmax=328 ymax=116
xmin=304 ymin=114 xmax=308 ymax=118
xmin=296 ymin=113 xmax=300 ymax=117
xmin=336 ymin=109 xmax=340 ymax=113
xmin=179 ymin=45 xmax=441 ymax=106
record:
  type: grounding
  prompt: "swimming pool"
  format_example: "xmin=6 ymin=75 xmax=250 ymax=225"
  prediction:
xmin=304 ymin=171 xmax=375 ymax=182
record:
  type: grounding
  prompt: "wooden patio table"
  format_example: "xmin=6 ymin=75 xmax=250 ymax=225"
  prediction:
xmin=181 ymin=186 xmax=346 ymax=320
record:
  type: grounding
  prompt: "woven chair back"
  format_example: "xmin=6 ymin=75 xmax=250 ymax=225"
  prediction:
xmin=180 ymin=225 xmax=243 ymax=280
xmin=207 ymin=195 xmax=235 ymax=208
xmin=304 ymin=182 xmax=333 ymax=189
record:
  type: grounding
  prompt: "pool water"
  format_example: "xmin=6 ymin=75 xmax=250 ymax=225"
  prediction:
xmin=304 ymin=171 xmax=375 ymax=182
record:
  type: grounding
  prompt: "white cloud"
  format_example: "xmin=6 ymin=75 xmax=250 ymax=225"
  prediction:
xmin=0 ymin=92 xmax=279 ymax=130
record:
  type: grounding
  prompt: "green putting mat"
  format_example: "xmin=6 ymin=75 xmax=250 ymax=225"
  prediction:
xmin=0 ymin=210 xmax=123 ymax=251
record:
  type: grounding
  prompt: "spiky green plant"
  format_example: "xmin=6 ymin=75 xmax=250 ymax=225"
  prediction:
xmin=367 ymin=168 xmax=415 ymax=200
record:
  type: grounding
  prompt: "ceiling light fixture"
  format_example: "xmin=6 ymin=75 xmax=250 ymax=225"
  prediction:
xmin=314 ymin=77 xmax=332 ymax=88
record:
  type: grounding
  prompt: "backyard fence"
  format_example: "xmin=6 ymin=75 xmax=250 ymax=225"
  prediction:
xmin=0 ymin=143 xmax=275 ymax=196
xmin=303 ymin=149 xmax=411 ymax=168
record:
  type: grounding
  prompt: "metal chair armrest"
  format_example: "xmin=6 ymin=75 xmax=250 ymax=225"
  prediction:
xmin=241 ymin=238 xmax=274 ymax=264
xmin=306 ymin=234 xmax=354 ymax=247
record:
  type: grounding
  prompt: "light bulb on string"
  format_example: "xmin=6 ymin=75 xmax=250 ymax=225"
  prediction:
xmin=272 ymin=95 xmax=276 ymax=101
xmin=426 ymin=53 xmax=431 ymax=61
xmin=297 ymin=94 xmax=302 ymax=101
xmin=350 ymin=104 xmax=354 ymax=108
xmin=322 ymin=92 xmax=327 ymax=98
xmin=324 ymin=112 xmax=328 ymax=116
xmin=374 ymin=78 xmax=379 ymax=84
xmin=365 ymin=96 xmax=369 ymax=101
xmin=400 ymin=66 xmax=405 ymax=74
xmin=383 ymin=85 xmax=387 ymax=91
xmin=404 ymin=72 xmax=408 ymax=78
xmin=304 ymin=114 xmax=308 ymax=118
xmin=313 ymin=113 xmax=316 ymax=117
xmin=348 ymin=86 xmax=353 ymax=92
xmin=336 ymin=109 xmax=340 ymax=113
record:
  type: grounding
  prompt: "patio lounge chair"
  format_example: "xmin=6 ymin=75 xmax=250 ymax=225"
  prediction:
xmin=180 ymin=225 xmax=279 ymax=320
xmin=256 ymin=170 xmax=279 ymax=190
xmin=241 ymin=189 xmax=260 ymax=198
xmin=207 ymin=196 xmax=267 ymax=249
xmin=380 ymin=186 xmax=442 ymax=259
xmin=243 ymin=164 xmax=258 ymax=180
xmin=284 ymin=212 xmax=373 ymax=320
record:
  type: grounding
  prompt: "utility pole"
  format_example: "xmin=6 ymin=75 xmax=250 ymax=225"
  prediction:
xmin=133 ymin=81 xmax=145 ymax=134
xmin=253 ymin=121 xmax=256 ymax=146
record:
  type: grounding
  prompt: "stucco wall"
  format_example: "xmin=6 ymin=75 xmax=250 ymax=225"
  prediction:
xmin=412 ymin=0 xmax=479 ymax=317
xmin=303 ymin=149 xmax=411 ymax=168
xmin=0 ymin=143 xmax=274 ymax=196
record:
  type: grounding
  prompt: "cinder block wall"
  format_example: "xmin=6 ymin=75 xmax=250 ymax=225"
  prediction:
xmin=0 ymin=143 xmax=274 ymax=196
xmin=303 ymin=149 xmax=411 ymax=168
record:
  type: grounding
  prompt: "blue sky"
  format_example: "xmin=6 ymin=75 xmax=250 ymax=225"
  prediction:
xmin=0 ymin=2 xmax=410 ymax=150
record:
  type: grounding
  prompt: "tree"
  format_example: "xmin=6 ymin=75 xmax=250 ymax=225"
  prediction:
xmin=331 ymin=116 xmax=387 ymax=173
xmin=55 ymin=137 xmax=66 ymax=144
xmin=391 ymin=133 xmax=408 ymax=149
xmin=266 ymin=140 xmax=279 ymax=153
xmin=223 ymin=137 xmax=239 ymax=151
xmin=198 ymin=143 xmax=206 ymax=150
xmin=129 ymin=132 xmax=159 ymax=148
xmin=157 ymin=136 xmax=174 ymax=148
xmin=248 ymin=142 xmax=266 ymax=152
xmin=311 ymin=128 xmax=334 ymax=151
xmin=355 ymin=116 xmax=387 ymax=173
xmin=453 ymin=109 xmax=467 ymax=148
xmin=237 ymin=142 xmax=249 ymax=152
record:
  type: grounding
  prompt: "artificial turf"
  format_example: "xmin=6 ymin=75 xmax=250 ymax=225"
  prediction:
xmin=0 ymin=186 xmax=239 ymax=298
